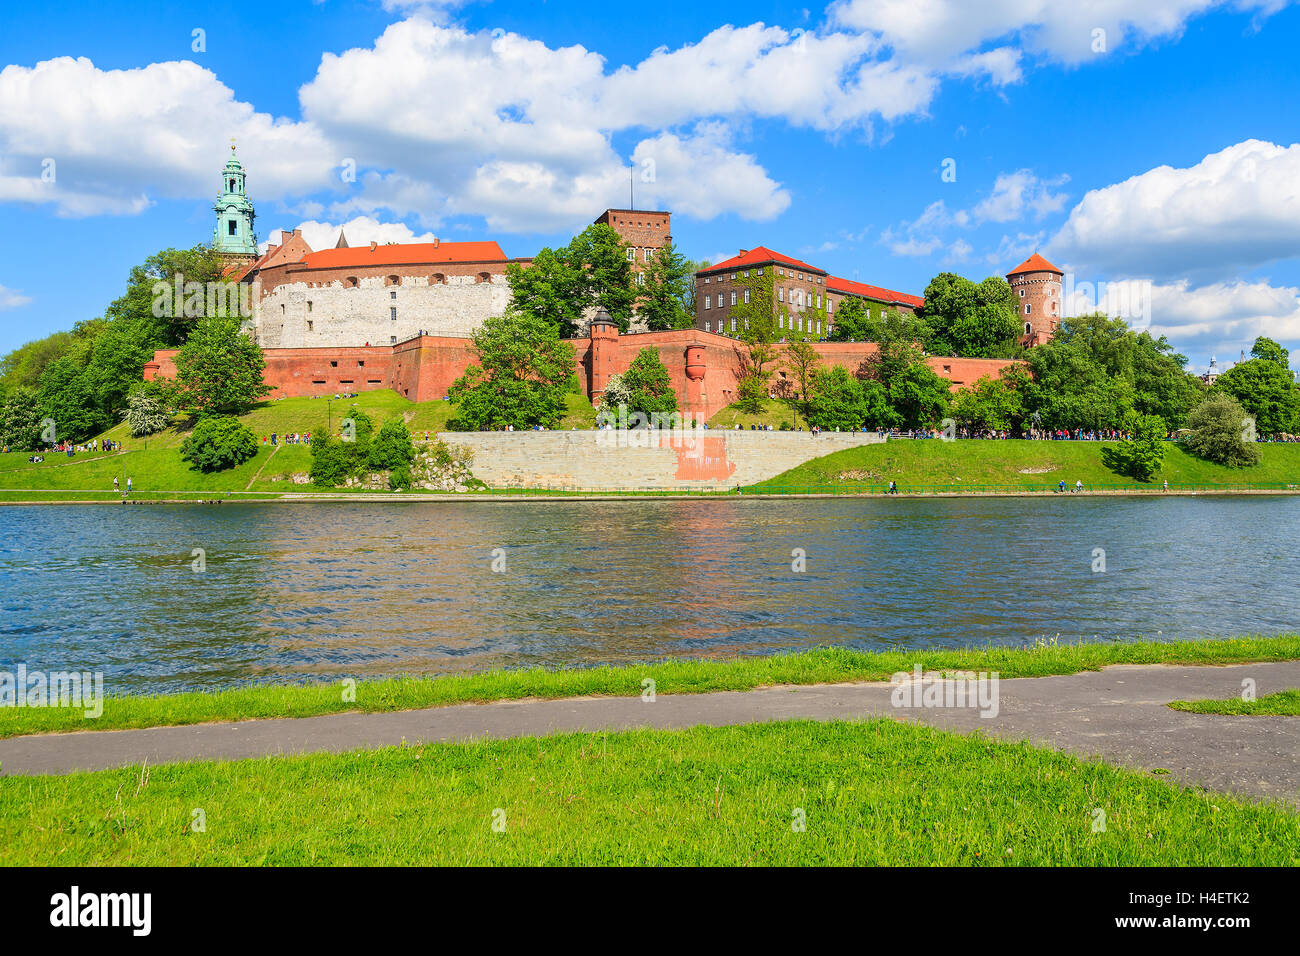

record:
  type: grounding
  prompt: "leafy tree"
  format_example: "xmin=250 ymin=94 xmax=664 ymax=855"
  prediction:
xmin=619 ymin=347 xmax=679 ymax=419
xmin=0 ymin=387 xmax=43 ymax=451
xmin=449 ymin=310 xmax=576 ymax=430
xmin=180 ymin=416 xmax=258 ymax=472
xmin=599 ymin=373 xmax=633 ymax=410
xmin=917 ymin=272 xmax=1022 ymax=357
xmin=368 ymin=418 xmax=415 ymax=470
xmin=806 ymin=366 xmax=894 ymax=431
xmin=107 ymin=245 xmax=231 ymax=347
xmin=637 ymin=241 xmax=695 ymax=331
xmin=567 ymin=224 xmax=637 ymax=331
xmin=0 ymin=331 xmax=75 ymax=391
xmin=124 ymin=385 xmax=172 ymax=437
xmin=1105 ymin=412 xmax=1167 ymax=481
xmin=505 ymin=248 xmax=587 ymax=337
xmin=173 ymin=316 xmax=271 ymax=415
xmin=1023 ymin=313 xmax=1201 ymax=431
xmin=309 ymin=435 xmax=368 ymax=486
xmin=780 ymin=339 xmax=822 ymax=423
xmin=1184 ymin=392 xmax=1260 ymax=467
xmin=887 ymin=361 xmax=952 ymax=430
xmin=950 ymin=369 xmax=1026 ymax=435
xmin=732 ymin=270 xmax=779 ymax=413
xmin=1214 ymin=337 xmax=1300 ymax=434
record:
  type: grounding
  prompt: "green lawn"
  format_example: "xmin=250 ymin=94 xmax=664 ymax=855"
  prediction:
xmin=708 ymin=398 xmax=799 ymax=430
xmin=1 ymin=718 xmax=1294 ymax=866
xmin=0 ymin=390 xmax=600 ymax=493
xmin=753 ymin=438 xmax=1300 ymax=492
xmin=2 ymin=636 xmax=1297 ymax=739
xmin=1169 ymin=689 xmax=1300 ymax=716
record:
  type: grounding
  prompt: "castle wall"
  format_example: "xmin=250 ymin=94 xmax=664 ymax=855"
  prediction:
xmin=252 ymin=273 xmax=511 ymax=349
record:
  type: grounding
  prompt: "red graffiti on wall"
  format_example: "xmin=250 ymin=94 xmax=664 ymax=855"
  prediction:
xmin=662 ymin=434 xmax=736 ymax=481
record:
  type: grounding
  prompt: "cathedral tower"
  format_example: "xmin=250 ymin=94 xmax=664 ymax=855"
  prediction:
xmin=213 ymin=141 xmax=258 ymax=266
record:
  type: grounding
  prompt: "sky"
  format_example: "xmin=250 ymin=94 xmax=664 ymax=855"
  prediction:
xmin=1 ymin=0 xmax=1299 ymax=370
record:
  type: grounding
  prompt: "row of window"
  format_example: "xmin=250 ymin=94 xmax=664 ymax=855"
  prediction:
xmin=625 ymin=248 xmax=656 ymax=262
xmin=701 ymin=314 xmax=829 ymax=335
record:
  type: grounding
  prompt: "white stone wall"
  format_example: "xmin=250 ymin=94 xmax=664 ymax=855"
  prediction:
xmin=252 ymin=274 xmax=511 ymax=347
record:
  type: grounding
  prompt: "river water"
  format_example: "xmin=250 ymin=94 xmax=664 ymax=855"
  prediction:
xmin=1 ymin=497 xmax=1295 ymax=693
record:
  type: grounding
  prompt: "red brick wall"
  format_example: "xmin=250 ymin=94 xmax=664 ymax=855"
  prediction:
xmin=144 ymin=331 xmax=1024 ymax=421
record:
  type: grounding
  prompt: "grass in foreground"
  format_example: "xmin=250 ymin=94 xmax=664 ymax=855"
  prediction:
xmin=753 ymin=439 xmax=1300 ymax=491
xmin=1 ymin=719 xmax=1295 ymax=866
xmin=2 ymin=636 xmax=1297 ymax=739
xmin=1169 ymin=689 xmax=1300 ymax=716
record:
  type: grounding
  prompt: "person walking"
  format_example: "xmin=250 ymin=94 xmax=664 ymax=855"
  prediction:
xmin=112 ymin=477 xmax=119 ymax=492
xmin=126 ymin=477 xmax=132 ymax=494
xmin=1163 ymin=479 xmax=1169 ymax=492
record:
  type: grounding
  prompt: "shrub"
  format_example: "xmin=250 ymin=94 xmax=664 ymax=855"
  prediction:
xmin=124 ymin=386 xmax=171 ymax=437
xmin=1184 ymin=393 xmax=1260 ymax=467
xmin=180 ymin=415 xmax=258 ymax=472
xmin=368 ymin=418 xmax=414 ymax=470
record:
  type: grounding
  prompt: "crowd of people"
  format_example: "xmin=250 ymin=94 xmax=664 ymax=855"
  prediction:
xmin=262 ymin=432 xmax=311 ymax=445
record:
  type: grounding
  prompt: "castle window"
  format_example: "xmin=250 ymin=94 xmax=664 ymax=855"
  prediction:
xmin=430 ymin=273 xmax=445 ymax=285
xmin=1025 ymin=322 xmax=1033 ymax=336
xmin=705 ymin=295 xmax=711 ymax=310
xmin=1019 ymin=289 xmax=1025 ymax=297
xmin=390 ymin=290 xmax=397 ymax=299
xmin=391 ymin=307 xmax=397 ymax=321
xmin=730 ymin=291 xmax=737 ymax=306
xmin=827 ymin=299 xmax=834 ymax=314
xmin=626 ymin=249 xmax=635 ymax=261
xmin=306 ymin=321 xmax=313 ymax=332
xmin=386 ymin=275 xmax=400 ymax=287
xmin=644 ymin=248 xmax=652 ymax=262
xmin=346 ymin=277 xmax=358 ymax=288
xmin=778 ymin=288 xmax=784 ymax=302
xmin=1025 ymin=304 xmax=1032 ymax=314
xmin=636 ymin=272 xmax=645 ymax=286
xmin=743 ymin=289 xmax=750 ymax=304
xmin=307 ymin=301 xmax=313 ymax=312
xmin=477 ymin=272 xmax=491 ymax=283
xmin=330 ymin=361 xmax=338 ymax=368
xmin=228 ymin=220 xmax=237 ymax=236
xmin=390 ymin=336 xmax=397 ymax=344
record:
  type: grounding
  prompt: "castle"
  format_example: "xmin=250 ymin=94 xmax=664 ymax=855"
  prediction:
xmin=145 ymin=149 xmax=1041 ymax=418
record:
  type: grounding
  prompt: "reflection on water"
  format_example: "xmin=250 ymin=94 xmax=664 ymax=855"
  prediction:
xmin=0 ymin=497 xmax=1295 ymax=694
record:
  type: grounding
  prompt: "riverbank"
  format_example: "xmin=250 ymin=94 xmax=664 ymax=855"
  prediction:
xmin=3 ymin=636 xmax=1296 ymax=739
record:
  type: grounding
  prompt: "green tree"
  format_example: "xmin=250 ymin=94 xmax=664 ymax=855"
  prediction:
xmin=108 ymin=245 xmax=231 ymax=348
xmin=449 ymin=310 xmax=576 ymax=430
xmin=917 ymin=272 xmax=1022 ymax=357
xmin=732 ymin=269 xmax=779 ymax=413
xmin=173 ymin=316 xmax=272 ymax=415
xmin=568 ymin=224 xmax=637 ymax=331
xmin=505 ymin=248 xmax=587 ymax=337
xmin=0 ymin=331 xmax=75 ymax=391
xmin=781 ymin=339 xmax=822 ymax=423
xmin=1106 ymin=412 xmax=1167 ymax=481
xmin=1215 ymin=339 xmax=1300 ymax=434
xmin=950 ymin=369 xmax=1026 ymax=435
xmin=619 ymin=347 xmax=679 ymax=420
xmin=123 ymin=384 xmax=172 ymax=437
xmin=368 ymin=418 xmax=415 ymax=470
xmin=637 ymin=241 xmax=695 ymax=331
xmin=0 ymin=387 xmax=44 ymax=451
xmin=1183 ymin=392 xmax=1259 ymax=467
xmin=180 ymin=416 xmax=258 ymax=472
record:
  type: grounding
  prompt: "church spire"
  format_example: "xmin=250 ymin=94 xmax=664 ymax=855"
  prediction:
xmin=213 ymin=142 xmax=258 ymax=264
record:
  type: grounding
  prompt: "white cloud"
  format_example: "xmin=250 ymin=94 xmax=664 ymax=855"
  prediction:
xmin=0 ymin=56 xmax=335 ymax=218
xmin=829 ymin=0 xmax=1293 ymax=67
xmin=1050 ymin=139 xmax=1300 ymax=281
xmin=972 ymin=169 xmax=1069 ymax=223
xmin=1146 ymin=279 xmax=1300 ymax=354
xmin=630 ymin=127 xmax=790 ymax=221
xmin=0 ymin=284 xmax=32 ymax=310
xmin=262 ymin=217 xmax=439 ymax=253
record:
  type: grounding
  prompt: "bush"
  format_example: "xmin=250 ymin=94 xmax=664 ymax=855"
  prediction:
xmin=179 ymin=416 xmax=258 ymax=472
xmin=368 ymin=418 xmax=414 ymax=470
xmin=1104 ymin=412 xmax=1167 ymax=481
xmin=124 ymin=386 xmax=171 ymax=437
xmin=388 ymin=463 xmax=411 ymax=490
xmin=1184 ymin=393 xmax=1260 ymax=467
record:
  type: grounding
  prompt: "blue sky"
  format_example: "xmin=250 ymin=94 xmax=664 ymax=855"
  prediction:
xmin=2 ymin=0 xmax=1299 ymax=369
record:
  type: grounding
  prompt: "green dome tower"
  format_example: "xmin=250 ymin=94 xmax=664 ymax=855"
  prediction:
xmin=213 ymin=140 xmax=258 ymax=265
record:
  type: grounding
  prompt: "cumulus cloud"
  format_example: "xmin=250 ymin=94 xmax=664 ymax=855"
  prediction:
xmin=0 ymin=57 xmax=335 ymax=217
xmin=0 ymin=284 xmax=32 ymax=310
xmin=1146 ymin=279 xmax=1300 ymax=358
xmin=972 ymin=169 xmax=1069 ymax=223
xmin=1049 ymin=139 xmax=1300 ymax=281
xmin=263 ymin=217 xmax=439 ymax=253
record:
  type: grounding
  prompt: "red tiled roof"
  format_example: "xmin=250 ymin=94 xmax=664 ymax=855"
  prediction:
xmin=826 ymin=275 xmax=924 ymax=309
xmin=298 ymin=240 xmax=508 ymax=269
xmin=699 ymin=246 xmax=827 ymax=276
xmin=1007 ymin=252 xmax=1063 ymax=276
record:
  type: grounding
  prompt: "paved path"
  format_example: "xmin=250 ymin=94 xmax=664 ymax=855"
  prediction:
xmin=1 ymin=662 xmax=1297 ymax=804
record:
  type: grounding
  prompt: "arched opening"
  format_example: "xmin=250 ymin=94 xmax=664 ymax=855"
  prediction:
xmin=345 ymin=276 xmax=359 ymax=288
xmin=430 ymin=273 xmax=445 ymax=285
xmin=1025 ymin=322 xmax=1033 ymax=336
xmin=385 ymin=275 xmax=401 ymax=287
xmin=476 ymin=272 xmax=492 ymax=284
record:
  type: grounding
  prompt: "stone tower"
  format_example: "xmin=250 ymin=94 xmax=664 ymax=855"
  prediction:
xmin=213 ymin=141 xmax=258 ymax=266
xmin=1006 ymin=253 xmax=1063 ymax=347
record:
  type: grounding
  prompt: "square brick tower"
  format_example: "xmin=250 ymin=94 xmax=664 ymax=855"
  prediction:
xmin=1007 ymin=253 xmax=1064 ymax=347
xmin=594 ymin=209 xmax=672 ymax=278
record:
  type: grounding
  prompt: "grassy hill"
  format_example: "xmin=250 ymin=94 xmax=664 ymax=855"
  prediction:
xmin=0 ymin=389 xmax=598 ymax=495
xmin=707 ymin=399 xmax=800 ymax=430
xmin=751 ymin=438 xmax=1300 ymax=492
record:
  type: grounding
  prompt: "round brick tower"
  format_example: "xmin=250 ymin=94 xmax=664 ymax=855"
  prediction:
xmin=1006 ymin=253 xmax=1063 ymax=347
xmin=588 ymin=310 xmax=620 ymax=404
